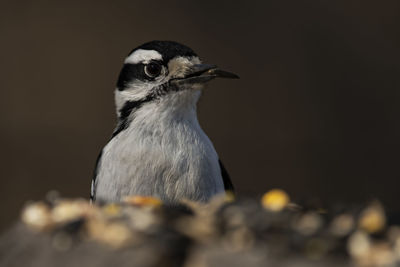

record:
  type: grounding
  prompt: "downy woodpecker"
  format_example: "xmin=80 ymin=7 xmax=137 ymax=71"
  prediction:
xmin=91 ymin=41 xmax=238 ymax=204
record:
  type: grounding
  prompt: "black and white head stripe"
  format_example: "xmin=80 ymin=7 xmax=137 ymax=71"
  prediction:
xmin=117 ymin=41 xmax=198 ymax=91
xmin=112 ymin=41 xmax=203 ymax=138
xmin=124 ymin=49 xmax=163 ymax=64
xmin=127 ymin=40 xmax=197 ymax=64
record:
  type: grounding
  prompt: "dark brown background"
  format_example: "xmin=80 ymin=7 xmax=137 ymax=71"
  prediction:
xmin=1 ymin=0 xmax=399 ymax=231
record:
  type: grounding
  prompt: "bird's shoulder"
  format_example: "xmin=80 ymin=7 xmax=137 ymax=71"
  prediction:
xmin=218 ymin=159 xmax=234 ymax=192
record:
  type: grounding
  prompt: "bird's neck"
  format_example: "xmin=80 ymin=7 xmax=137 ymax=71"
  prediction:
xmin=113 ymin=90 xmax=202 ymax=137
xmin=133 ymin=90 xmax=201 ymax=123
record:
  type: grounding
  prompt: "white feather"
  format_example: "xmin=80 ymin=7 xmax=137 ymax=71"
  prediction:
xmin=95 ymin=89 xmax=225 ymax=203
xmin=125 ymin=49 xmax=162 ymax=64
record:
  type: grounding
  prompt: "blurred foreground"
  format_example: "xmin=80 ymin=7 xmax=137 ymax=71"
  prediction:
xmin=1 ymin=191 xmax=400 ymax=267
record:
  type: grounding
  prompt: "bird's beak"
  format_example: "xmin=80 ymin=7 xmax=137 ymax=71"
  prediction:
xmin=171 ymin=64 xmax=239 ymax=86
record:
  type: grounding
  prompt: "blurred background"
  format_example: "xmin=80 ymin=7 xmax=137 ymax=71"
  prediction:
xmin=1 ymin=0 xmax=400 ymax=231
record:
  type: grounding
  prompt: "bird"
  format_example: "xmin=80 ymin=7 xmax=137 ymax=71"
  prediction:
xmin=91 ymin=40 xmax=238 ymax=204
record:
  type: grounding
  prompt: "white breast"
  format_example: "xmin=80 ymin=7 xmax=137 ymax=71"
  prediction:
xmin=95 ymin=90 xmax=225 ymax=203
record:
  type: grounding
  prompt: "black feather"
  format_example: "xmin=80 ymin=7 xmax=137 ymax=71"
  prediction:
xmin=219 ymin=159 xmax=234 ymax=192
xmin=129 ymin=40 xmax=197 ymax=63
xmin=112 ymin=100 xmax=148 ymax=137
xmin=90 ymin=149 xmax=103 ymax=201
xmin=118 ymin=41 xmax=198 ymax=91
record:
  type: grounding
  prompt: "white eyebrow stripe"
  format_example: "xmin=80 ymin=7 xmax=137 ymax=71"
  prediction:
xmin=124 ymin=49 xmax=163 ymax=64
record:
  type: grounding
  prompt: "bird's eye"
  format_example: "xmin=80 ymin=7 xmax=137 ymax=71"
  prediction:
xmin=144 ymin=62 xmax=162 ymax=78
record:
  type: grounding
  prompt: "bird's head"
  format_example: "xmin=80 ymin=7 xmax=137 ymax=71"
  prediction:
xmin=114 ymin=41 xmax=238 ymax=115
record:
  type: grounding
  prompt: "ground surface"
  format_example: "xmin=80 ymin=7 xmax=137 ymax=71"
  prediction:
xmin=1 ymin=192 xmax=399 ymax=267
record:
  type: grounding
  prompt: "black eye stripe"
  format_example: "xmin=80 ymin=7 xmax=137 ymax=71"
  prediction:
xmin=117 ymin=61 xmax=165 ymax=91
xmin=117 ymin=63 xmax=143 ymax=90
xmin=118 ymin=41 xmax=198 ymax=91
